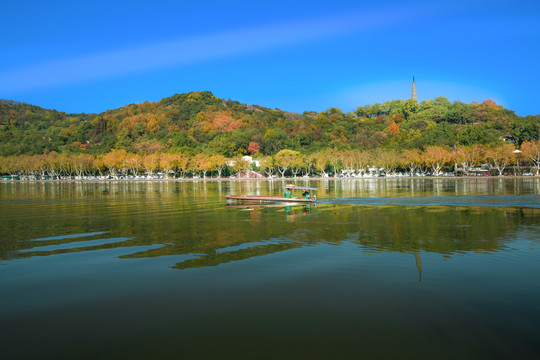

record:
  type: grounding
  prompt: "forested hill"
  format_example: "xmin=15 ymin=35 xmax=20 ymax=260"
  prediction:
xmin=0 ymin=91 xmax=538 ymax=157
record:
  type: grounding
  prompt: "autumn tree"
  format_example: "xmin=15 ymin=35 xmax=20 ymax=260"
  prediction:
xmin=247 ymin=141 xmax=260 ymax=155
xmin=486 ymin=144 xmax=515 ymax=175
xmin=103 ymin=149 xmax=128 ymax=177
xmin=93 ymin=156 xmax=106 ymax=177
xmin=452 ymin=145 xmax=485 ymax=175
xmin=58 ymin=153 xmax=78 ymax=176
xmin=125 ymin=153 xmax=143 ymax=176
xmin=338 ymin=150 xmax=358 ymax=175
xmin=352 ymin=150 xmax=370 ymax=176
xmin=311 ymin=151 xmax=330 ymax=177
xmin=290 ymin=152 xmax=306 ymax=178
xmin=44 ymin=152 xmax=62 ymax=178
xmin=15 ymin=155 xmax=33 ymax=178
xmin=73 ymin=154 xmax=95 ymax=177
xmin=33 ymin=154 xmax=48 ymax=178
xmin=160 ymin=153 xmax=177 ymax=178
xmin=10 ymin=155 xmax=27 ymax=177
xmin=0 ymin=157 xmax=8 ymax=175
xmin=388 ymin=121 xmax=400 ymax=136
xmin=259 ymin=156 xmax=275 ymax=177
xmin=193 ymin=153 xmax=212 ymax=178
xmin=402 ymin=149 xmax=422 ymax=175
xmin=174 ymin=154 xmax=190 ymax=178
xmin=231 ymin=156 xmax=251 ymax=175
xmin=321 ymin=149 xmax=341 ymax=175
xmin=520 ymin=140 xmax=540 ymax=175
xmin=143 ymin=153 xmax=161 ymax=176
xmin=422 ymin=146 xmax=451 ymax=175
xmin=373 ymin=149 xmax=399 ymax=174
xmin=274 ymin=149 xmax=302 ymax=178
xmin=209 ymin=154 xmax=227 ymax=178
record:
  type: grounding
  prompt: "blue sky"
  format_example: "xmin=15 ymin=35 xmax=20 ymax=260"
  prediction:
xmin=1 ymin=0 xmax=539 ymax=115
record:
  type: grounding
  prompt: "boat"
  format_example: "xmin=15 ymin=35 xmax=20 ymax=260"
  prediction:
xmin=225 ymin=195 xmax=315 ymax=204
xmin=225 ymin=185 xmax=317 ymax=204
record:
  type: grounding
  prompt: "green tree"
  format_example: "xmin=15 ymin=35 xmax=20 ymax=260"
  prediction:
xmin=510 ymin=116 xmax=539 ymax=146
xmin=457 ymin=126 xmax=491 ymax=146
xmin=402 ymin=99 xmax=420 ymax=119
xmin=263 ymin=128 xmax=291 ymax=154
xmin=116 ymin=128 xmax=132 ymax=148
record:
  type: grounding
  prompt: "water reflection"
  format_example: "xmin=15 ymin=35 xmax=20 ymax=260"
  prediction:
xmin=1 ymin=179 xmax=539 ymax=271
xmin=3 ymin=203 xmax=539 ymax=273
xmin=414 ymin=251 xmax=422 ymax=282
xmin=3 ymin=177 xmax=540 ymax=201
xmin=2 ymin=179 xmax=540 ymax=360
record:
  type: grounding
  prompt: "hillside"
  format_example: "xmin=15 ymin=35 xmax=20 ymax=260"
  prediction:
xmin=0 ymin=91 xmax=538 ymax=158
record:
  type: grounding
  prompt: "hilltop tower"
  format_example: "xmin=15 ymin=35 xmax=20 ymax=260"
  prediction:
xmin=411 ymin=75 xmax=417 ymax=102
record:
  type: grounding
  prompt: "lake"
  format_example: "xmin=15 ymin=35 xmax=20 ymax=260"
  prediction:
xmin=1 ymin=178 xmax=540 ymax=359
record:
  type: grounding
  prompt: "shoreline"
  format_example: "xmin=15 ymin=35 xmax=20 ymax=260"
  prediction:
xmin=1 ymin=175 xmax=539 ymax=184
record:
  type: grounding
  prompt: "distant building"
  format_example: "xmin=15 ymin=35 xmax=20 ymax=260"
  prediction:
xmin=226 ymin=155 xmax=262 ymax=170
xmin=236 ymin=171 xmax=264 ymax=179
xmin=240 ymin=155 xmax=261 ymax=168
xmin=411 ymin=75 xmax=417 ymax=102
xmin=502 ymin=135 xmax=515 ymax=143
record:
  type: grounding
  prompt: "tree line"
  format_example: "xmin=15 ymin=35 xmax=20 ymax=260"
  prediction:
xmin=1 ymin=92 xmax=538 ymax=159
xmin=1 ymin=141 xmax=539 ymax=179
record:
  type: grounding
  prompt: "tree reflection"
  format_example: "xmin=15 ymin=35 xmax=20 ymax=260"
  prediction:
xmin=136 ymin=204 xmax=538 ymax=270
xmin=1 ymin=181 xmax=539 ymax=273
xmin=414 ymin=251 xmax=422 ymax=282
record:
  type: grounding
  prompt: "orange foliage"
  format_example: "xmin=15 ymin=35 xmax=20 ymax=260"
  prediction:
xmin=71 ymin=141 xmax=91 ymax=150
xmin=143 ymin=154 xmax=160 ymax=174
xmin=423 ymin=146 xmax=451 ymax=175
xmin=248 ymin=141 xmax=260 ymax=154
xmin=133 ymin=141 xmax=162 ymax=155
xmin=118 ymin=113 xmax=169 ymax=134
xmin=388 ymin=121 xmax=400 ymax=135
xmin=480 ymin=99 xmax=498 ymax=109
xmin=521 ymin=140 xmax=540 ymax=173
xmin=146 ymin=117 xmax=160 ymax=135
xmin=102 ymin=149 xmax=128 ymax=174
xmin=200 ymin=110 xmax=243 ymax=132
xmin=119 ymin=114 xmax=145 ymax=131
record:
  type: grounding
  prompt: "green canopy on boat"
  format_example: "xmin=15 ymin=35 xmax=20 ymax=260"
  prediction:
xmin=284 ymin=185 xmax=317 ymax=191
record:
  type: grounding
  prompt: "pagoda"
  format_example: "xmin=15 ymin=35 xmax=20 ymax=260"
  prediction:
xmin=411 ymin=75 xmax=417 ymax=102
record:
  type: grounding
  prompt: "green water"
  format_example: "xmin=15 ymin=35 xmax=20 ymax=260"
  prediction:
xmin=1 ymin=178 xmax=539 ymax=359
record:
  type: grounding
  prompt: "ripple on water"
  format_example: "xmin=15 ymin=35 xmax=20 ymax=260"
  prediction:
xmin=323 ymin=194 xmax=540 ymax=208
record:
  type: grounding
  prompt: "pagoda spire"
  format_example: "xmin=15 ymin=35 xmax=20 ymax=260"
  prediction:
xmin=411 ymin=75 xmax=417 ymax=102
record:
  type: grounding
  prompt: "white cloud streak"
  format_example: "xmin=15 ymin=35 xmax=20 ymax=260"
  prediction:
xmin=0 ymin=6 xmax=432 ymax=94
